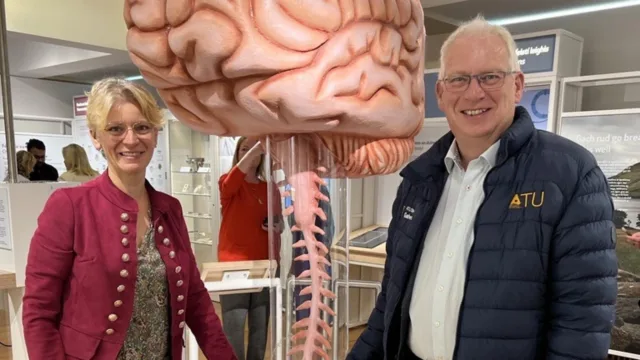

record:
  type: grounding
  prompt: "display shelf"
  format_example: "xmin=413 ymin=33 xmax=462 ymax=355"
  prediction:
xmin=166 ymin=115 xmax=216 ymax=268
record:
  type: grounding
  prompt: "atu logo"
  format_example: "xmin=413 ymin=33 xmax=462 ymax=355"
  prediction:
xmin=509 ymin=192 xmax=545 ymax=209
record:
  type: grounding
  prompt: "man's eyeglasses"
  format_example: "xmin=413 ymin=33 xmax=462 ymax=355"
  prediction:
xmin=440 ymin=71 xmax=517 ymax=92
xmin=104 ymin=122 xmax=155 ymax=138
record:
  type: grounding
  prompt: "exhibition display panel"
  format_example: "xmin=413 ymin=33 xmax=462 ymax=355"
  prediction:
xmin=558 ymin=72 xmax=640 ymax=359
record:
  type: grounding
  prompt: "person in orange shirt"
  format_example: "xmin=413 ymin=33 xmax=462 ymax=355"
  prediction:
xmin=218 ymin=136 xmax=282 ymax=360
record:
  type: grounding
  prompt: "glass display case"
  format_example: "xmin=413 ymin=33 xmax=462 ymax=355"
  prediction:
xmin=166 ymin=117 xmax=216 ymax=267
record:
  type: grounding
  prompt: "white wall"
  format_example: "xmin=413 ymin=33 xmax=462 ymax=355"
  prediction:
xmin=0 ymin=76 xmax=89 ymax=134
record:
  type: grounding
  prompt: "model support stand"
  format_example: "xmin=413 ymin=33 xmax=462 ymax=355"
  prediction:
xmin=186 ymin=259 xmax=280 ymax=360
xmin=264 ymin=135 xmax=350 ymax=360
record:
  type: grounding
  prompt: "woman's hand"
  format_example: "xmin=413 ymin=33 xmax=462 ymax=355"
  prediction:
xmin=626 ymin=232 xmax=640 ymax=248
xmin=236 ymin=139 xmax=264 ymax=174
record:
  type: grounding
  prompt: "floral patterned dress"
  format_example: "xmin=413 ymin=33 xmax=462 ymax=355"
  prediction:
xmin=117 ymin=226 xmax=171 ymax=360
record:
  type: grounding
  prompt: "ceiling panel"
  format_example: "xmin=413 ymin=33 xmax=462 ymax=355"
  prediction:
xmin=427 ymin=0 xmax=606 ymax=21
xmin=426 ymin=17 xmax=459 ymax=35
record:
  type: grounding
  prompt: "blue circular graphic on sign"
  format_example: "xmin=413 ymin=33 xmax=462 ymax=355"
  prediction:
xmin=530 ymin=89 xmax=549 ymax=122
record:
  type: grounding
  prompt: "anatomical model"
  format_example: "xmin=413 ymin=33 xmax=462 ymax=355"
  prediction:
xmin=124 ymin=1 xmax=426 ymax=359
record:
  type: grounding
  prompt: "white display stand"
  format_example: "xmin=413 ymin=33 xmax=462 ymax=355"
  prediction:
xmin=72 ymin=95 xmax=170 ymax=193
xmin=513 ymin=29 xmax=584 ymax=133
xmin=557 ymin=71 xmax=640 ymax=360
xmin=185 ymin=260 xmax=281 ymax=360
xmin=0 ymin=181 xmax=79 ymax=360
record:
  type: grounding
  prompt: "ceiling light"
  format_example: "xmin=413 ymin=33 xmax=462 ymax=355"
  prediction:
xmin=489 ymin=0 xmax=640 ymax=25
xmin=126 ymin=75 xmax=143 ymax=81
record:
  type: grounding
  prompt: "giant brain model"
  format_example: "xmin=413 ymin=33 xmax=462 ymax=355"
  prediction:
xmin=125 ymin=0 xmax=425 ymax=358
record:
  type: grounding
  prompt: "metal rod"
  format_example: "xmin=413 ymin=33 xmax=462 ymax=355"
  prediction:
xmin=0 ymin=0 xmax=16 ymax=183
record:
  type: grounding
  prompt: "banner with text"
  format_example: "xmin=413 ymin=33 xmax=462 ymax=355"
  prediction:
xmin=560 ymin=113 xmax=640 ymax=355
xmin=515 ymin=35 xmax=556 ymax=74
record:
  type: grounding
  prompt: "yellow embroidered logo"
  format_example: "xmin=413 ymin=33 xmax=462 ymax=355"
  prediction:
xmin=509 ymin=192 xmax=545 ymax=209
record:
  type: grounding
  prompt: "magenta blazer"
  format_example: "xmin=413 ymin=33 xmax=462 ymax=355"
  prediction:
xmin=22 ymin=171 xmax=236 ymax=360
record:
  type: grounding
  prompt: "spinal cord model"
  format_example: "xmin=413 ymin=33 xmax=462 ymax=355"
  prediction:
xmin=124 ymin=1 xmax=426 ymax=358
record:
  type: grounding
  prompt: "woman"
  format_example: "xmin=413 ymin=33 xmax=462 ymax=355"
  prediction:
xmin=59 ymin=143 xmax=100 ymax=182
xmin=218 ymin=136 xmax=282 ymax=360
xmin=3 ymin=150 xmax=36 ymax=182
xmin=22 ymin=77 xmax=236 ymax=360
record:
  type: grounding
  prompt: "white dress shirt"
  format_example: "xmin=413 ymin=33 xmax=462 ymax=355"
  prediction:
xmin=408 ymin=139 xmax=500 ymax=360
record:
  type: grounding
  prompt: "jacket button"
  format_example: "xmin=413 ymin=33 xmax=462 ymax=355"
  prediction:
xmin=163 ymin=238 xmax=170 ymax=246
xmin=175 ymin=266 xmax=182 ymax=274
xmin=169 ymin=251 xmax=176 ymax=259
xmin=120 ymin=213 xmax=129 ymax=222
xmin=121 ymin=238 xmax=129 ymax=246
xmin=176 ymin=280 xmax=183 ymax=287
xmin=120 ymin=270 xmax=129 ymax=278
xmin=114 ymin=300 xmax=123 ymax=307
xmin=108 ymin=314 xmax=118 ymax=322
xmin=120 ymin=225 xmax=128 ymax=234
xmin=117 ymin=285 xmax=125 ymax=292
xmin=179 ymin=321 xmax=185 ymax=328
xmin=177 ymin=295 xmax=184 ymax=302
xmin=122 ymin=253 xmax=130 ymax=262
xmin=105 ymin=329 xmax=114 ymax=335
xmin=158 ymin=226 xmax=164 ymax=234
xmin=178 ymin=309 xmax=184 ymax=315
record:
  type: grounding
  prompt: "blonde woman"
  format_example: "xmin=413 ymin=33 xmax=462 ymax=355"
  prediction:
xmin=3 ymin=150 xmax=36 ymax=182
xmin=59 ymin=143 xmax=100 ymax=182
xmin=23 ymin=77 xmax=235 ymax=360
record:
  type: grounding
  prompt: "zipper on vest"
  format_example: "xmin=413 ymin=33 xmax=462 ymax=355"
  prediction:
xmin=451 ymin=165 xmax=498 ymax=359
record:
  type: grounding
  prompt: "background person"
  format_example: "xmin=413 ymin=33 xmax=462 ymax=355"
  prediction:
xmin=22 ymin=77 xmax=236 ymax=360
xmin=26 ymin=138 xmax=59 ymax=181
xmin=217 ymin=136 xmax=283 ymax=360
xmin=3 ymin=150 xmax=36 ymax=182
xmin=59 ymin=143 xmax=100 ymax=182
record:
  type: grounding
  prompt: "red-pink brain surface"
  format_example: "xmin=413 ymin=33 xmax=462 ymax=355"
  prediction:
xmin=124 ymin=0 xmax=426 ymax=176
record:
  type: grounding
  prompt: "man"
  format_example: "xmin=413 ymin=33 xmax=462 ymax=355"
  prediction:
xmin=26 ymin=138 xmax=59 ymax=181
xmin=347 ymin=16 xmax=617 ymax=360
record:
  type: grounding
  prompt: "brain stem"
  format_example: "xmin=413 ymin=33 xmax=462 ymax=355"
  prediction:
xmin=276 ymin=136 xmax=336 ymax=360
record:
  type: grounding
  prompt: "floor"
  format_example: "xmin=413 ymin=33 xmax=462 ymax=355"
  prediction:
xmin=0 ymin=304 xmax=365 ymax=360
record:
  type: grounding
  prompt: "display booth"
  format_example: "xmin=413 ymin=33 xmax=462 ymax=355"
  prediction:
xmin=558 ymin=71 xmax=640 ymax=360
xmin=513 ymin=29 xmax=584 ymax=133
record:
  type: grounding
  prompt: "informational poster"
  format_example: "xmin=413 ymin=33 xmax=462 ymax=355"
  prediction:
xmin=559 ymin=113 xmax=640 ymax=355
xmin=0 ymin=187 xmax=11 ymax=250
xmin=515 ymin=34 xmax=556 ymax=74
xmin=519 ymin=86 xmax=550 ymax=131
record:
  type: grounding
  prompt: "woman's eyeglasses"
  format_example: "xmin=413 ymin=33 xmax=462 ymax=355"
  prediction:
xmin=104 ymin=122 xmax=155 ymax=137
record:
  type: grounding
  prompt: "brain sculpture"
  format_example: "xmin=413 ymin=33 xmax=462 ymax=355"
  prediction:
xmin=125 ymin=0 xmax=425 ymax=358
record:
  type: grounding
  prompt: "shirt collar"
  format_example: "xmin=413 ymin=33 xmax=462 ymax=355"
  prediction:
xmin=444 ymin=139 xmax=501 ymax=173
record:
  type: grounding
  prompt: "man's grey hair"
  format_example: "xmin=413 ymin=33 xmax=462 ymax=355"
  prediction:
xmin=438 ymin=14 xmax=521 ymax=79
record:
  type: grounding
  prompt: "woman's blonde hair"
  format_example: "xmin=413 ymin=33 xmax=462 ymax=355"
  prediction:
xmin=62 ymin=143 xmax=99 ymax=176
xmin=16 ymin=150 xmax=36 ymax=178
xmin=232 ymin=136 xmax=266 ymax=181
xmin=85 ymin=77 xmax=164 ymax=131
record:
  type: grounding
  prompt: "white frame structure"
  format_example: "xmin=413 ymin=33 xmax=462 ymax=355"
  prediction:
xmin=557 ymin=71 xmax=640 ymax=360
